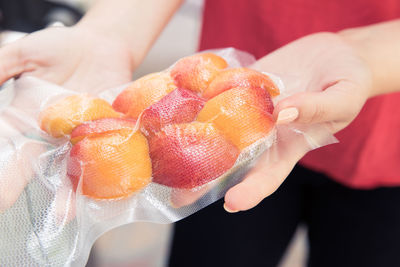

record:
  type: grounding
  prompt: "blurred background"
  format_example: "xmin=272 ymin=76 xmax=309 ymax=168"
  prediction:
xmin=0 ymin=0 xmax=306 ymax=266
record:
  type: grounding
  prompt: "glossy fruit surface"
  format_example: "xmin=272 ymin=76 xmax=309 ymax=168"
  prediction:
xmin=112 ymin=72 xmax=176 ymax=118
xmin=197 ymin=86 xmax=275 ymax=150
xmin=171 ymin=53 xmax=227 ymax=93
xmin=149 ymin=122 xmax=239 ymax=189
xmin=203 ymin=67 xmax=280 ymax=99
xmin=39 ymin=94 xmax=121 ymax=138
xmin=140 ymin=88 xmax=205 ymax=135
xmin=70 ymin=117 xmax=137 ymax=144
xmin=68 ymin=127 xmax=151 ymax=199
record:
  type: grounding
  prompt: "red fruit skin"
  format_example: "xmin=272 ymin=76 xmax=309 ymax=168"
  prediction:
xmin=252 ymin=87 xmax=274 ymax=115
xmin=197 ymin=86 xmax=275 ymax=150
xmin=67 ymin=142 xmax=82 ymax=191
xmin=170 ymin=53 xmax=228 ymax=93
xmin=110 ymin=89 xmax=133 ymax=114
xmin=111 ymin=72 xmax=177 ymax=118
xmin=203 ymin=68 xmax=280 ymax=99
xmin=70 ymin=117 xmax=137 ymax=144
xmin=140 ymin=88 xmax=206 ymax=135
xmin=149 ymin=122 xmax=240 ymax=189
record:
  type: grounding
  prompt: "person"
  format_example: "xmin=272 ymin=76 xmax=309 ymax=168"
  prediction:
xmin=0 ymin=0 xmax=399 ymax=266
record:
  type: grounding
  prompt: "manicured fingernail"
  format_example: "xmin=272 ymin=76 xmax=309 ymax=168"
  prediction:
xmin=276 ymin=107 xmax=299 ymax=124
xmin=223 ymin=203 xmax=239 ymax=213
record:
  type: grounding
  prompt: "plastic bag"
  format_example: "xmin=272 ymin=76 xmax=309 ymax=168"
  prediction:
xmin=0 ymin=48 xmax=336 ymax=266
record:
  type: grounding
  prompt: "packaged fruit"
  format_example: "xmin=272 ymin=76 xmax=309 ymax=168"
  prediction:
xmin=149 ymin=122 xmax=240 ymax=189
xmin=0 ymin=48 xmax=336 ymax=267
xmin=68 ymin=120 xmax=152 ymax=199
xmin=171 ymin=52 xmax=228 ymax=93
xmin=39 ymin=94 xmax=121 ymax=138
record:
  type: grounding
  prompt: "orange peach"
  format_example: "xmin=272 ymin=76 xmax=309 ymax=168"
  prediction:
xmin=149 ymin=122 xmax=239 ymax=189
xmin=203 ymin=67 xmax=280 ymax=99
xmin=112 ymin=72 xmax=177 ymax=118
xmin=170 ymin=53 xmax=228 ymax=93
xmin=140 ymin=88 xmax=205 ymax=136
xmin=197 ymin=87 xmax=275 ymax=150
xmin=67 ymin=128 xmax=152 ymax=199
xmin=39 ymin=94 xmax=121 ymax=138
xmin=70 ymin=117 xmax=137 ymax=144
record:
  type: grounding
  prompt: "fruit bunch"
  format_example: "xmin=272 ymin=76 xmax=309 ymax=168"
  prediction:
xmin=38 ymin=52 xmax=279 ymax=200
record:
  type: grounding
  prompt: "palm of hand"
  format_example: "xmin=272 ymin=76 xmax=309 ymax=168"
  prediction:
xmin=0 ymin=26 xmax=135 ymax=212
xmin=224 ymin=33 xmax=373 ymax=212
xmin=1 ymin=26 xmax=134 ymax=93
xmin=253 ymin=32 xmax=372 ymax=132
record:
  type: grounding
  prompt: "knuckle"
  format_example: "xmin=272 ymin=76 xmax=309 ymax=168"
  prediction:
xmin=309 ymin=103 xmax=326 ymax=123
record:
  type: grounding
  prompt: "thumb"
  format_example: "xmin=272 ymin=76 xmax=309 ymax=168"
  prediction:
xmin=0 ymin=41 xmax=26 ymax=85
xmin=275 ymin=81 xmax=363 ymax=129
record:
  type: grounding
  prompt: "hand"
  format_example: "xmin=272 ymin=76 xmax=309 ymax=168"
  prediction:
xmin=223 ymin=32 xmax=373 ymax=212
xmin=0 ymin=25 xmax=135 ymax=93
xmin=0 ymin=25 xmax=136 ymax=213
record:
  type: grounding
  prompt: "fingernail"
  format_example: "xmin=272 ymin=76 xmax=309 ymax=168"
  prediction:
xmin=276 ymin=107 xmax=299 ymax=124
xmin=223 ymin=203 xmax=239 ymax=213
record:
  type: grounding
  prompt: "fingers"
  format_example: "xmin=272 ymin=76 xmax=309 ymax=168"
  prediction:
xmin=274 ymin=81 xmax=364 ymax=131
xmin=224 ymin=151 xmax=299 ymax=212
xmin=223 ymin=125 xmax=315 ymax=212
xmin=0 ymin=138 xmax=45 ymax=212
xmin=0 ymin=41 xmax=25 ymax=85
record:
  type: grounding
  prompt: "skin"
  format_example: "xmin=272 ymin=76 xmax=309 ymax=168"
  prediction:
xmin=0 ymin=0 xmax=399 ymax=213
xmin=225 ymin=20 xmax=400 ymax=212
xmin=0 ymin=0 xmax=183 ymax=92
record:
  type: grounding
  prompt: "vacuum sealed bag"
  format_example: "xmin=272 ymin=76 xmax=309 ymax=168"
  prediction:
xmin=0 ymin=48 xmax=336 ymax=266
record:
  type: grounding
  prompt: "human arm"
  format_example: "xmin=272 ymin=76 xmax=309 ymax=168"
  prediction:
xmin=0 ymin=0 xmax=182 ymax=211
xmin=0 ymin=0 xmax=183 ymax=92
xmin=224 ymin=19 xmax=400 ymax=212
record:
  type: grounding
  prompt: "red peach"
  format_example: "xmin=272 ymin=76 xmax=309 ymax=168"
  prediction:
xmin=170 ymin=53 xmax=228 ymax=93
xmin=203 ymin=67 xmax=280 ymax=99
xmin=67 ymin=127 xmax=151 ymax=199
xmin=70 ymin=117 xmax=137 ymax=144
xmin=39 ymin=94 xmax=121 ymax=138
xmin=148 ymin=122 xmax=239 ymax=189
xmin=197 ymin=86 xmax=275 ymax=150
xmin=112 ymin=72 xmax=177 ymax=118
xmin=140 ymin=88 xmax=205 ymax=136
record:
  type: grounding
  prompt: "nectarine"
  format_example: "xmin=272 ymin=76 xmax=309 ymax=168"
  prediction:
xmin=149 ymin=122 xmax=239 ymax=189
xmin=170 ymin=53 xmax=227 ymax=93
xmin=39 ymin=94 xmax=121 ymax=138
xmin=68 ymin=128 xmax=152 ymax=199
xmin=203 ymin=67 xmax=280 ymax=99
xmin=70 ymin=117 xmax=137 ymax=144
xmin=197 ymin=86 xmax=275 ymax=150
xmin=140 ymin=88 xmax=205 ymax=135
xmin=112 ymin=72 xmax=177 ymax=119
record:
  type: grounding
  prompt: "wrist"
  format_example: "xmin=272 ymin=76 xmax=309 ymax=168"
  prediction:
xmin=338 ymin=20 xmax=400 ymax=98
xmin=72 ymin=22 xmax=140 ymax=71
xmin=337 ymin=28 xmax=376 ymax=98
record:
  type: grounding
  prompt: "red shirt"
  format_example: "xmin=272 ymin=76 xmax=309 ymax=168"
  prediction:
xmin=200 ymin=0 xmax=400 ymax=189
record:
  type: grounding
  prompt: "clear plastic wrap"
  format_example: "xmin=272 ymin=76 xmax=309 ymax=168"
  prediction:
xmin=0 ymin=48 xmax=336 ymax=266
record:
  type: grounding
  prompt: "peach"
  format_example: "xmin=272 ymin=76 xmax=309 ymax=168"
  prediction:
xmin=149 ymin=122 xmax=239 ymax=189
xmin=197 ymin=86 xmax=275 ymax=150
xmin=70 ymin=117 xmax=137 ymax=144
xmin=112 ymin=72 xmax=177 ymax=118
xmin=67 ymin=128 xmax=152 ymax=199
xmin=203 ymin=67 xmax=280 ymax=99
xmin=39 ymin=94 xmax=121 ymax=138
xmin=170 ymin=53 xmax=228 ymax=93
xmin=140 ymin=88 xmax=205 ymax=135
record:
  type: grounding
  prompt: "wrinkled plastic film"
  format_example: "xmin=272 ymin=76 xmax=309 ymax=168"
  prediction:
xmin=0 ymin=48 xmax=336 ymax=266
